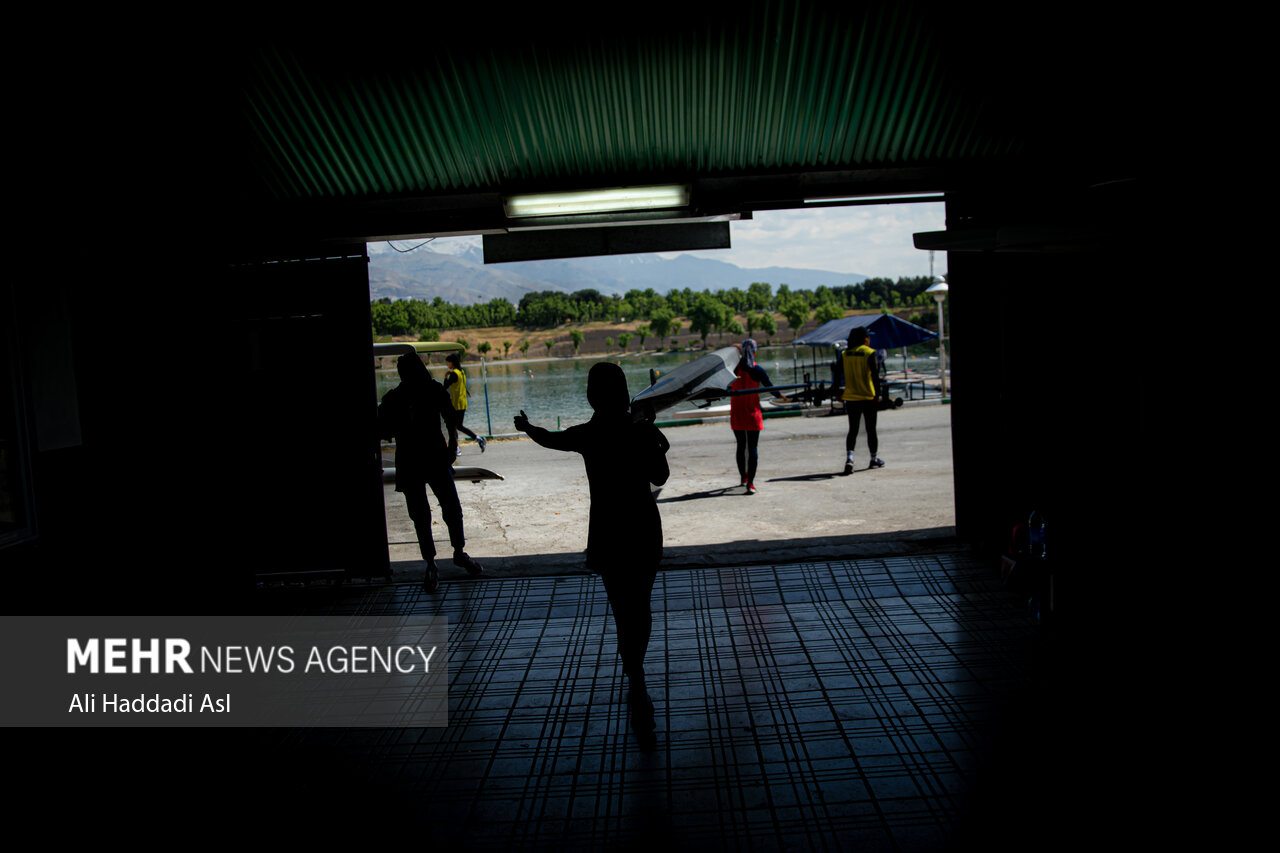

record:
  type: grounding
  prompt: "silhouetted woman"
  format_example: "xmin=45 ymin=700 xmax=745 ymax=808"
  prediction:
xmin=514 ymin=362 xmax=669 ymax=745
xmin=729 ymin=339 xmax=787 ymax=494
xmin=442 ymin=352 xmax=486 ymax=453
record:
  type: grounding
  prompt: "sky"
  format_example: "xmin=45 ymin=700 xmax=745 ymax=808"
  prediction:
xmin=668 ymin=201 xmax=947 ymax=279
xmin=377 ymin=200 xmax=947 ymax=280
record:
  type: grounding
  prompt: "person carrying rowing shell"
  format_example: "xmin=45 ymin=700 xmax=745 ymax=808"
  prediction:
xmin=728 ymin=339 xmax=788 ymax=494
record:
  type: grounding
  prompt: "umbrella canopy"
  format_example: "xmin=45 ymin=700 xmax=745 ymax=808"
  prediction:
xmin=794 ymin=315 xmax=938 ymax=350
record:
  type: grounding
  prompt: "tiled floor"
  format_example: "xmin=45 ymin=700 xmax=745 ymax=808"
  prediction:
xmin=268 ymin=550 xmax=1043 ymax=851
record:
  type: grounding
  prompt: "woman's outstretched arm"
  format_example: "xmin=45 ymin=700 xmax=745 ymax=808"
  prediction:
xmin=514 ymin=410 xmax=578 ymax=451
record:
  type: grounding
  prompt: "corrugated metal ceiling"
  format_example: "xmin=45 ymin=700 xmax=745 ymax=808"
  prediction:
xmin=234 ymin=4 xmax=1022 ymax=207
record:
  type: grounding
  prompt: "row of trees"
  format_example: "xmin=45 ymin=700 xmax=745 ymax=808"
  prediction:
xmin=370 ymin=296 xmax=516 ymax=337
xmin=371 ymin=277 xmax=938 ymax=338
xmin=513 ymin=277 xmax=936 ymax=329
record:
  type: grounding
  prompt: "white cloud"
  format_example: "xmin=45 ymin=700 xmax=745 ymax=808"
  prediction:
xmin=369 ymin=203 xmax=948 ymax=280
xmin=684 ymin=202 xmax=947 ymax=278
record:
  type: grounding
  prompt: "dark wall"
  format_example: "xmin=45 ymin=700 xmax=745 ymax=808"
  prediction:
xmin=942 ymin=180 xmax=1169 ymax=688
xmin=8 ymin=251 xmax=386 ymax=611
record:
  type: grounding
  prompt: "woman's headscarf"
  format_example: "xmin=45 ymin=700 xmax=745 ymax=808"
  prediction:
xmin=398 ymin=353 xmax=431 ymax=386
xmin=741 ymin=339 xmax=758 ymax=368
xmin=587 ymin=362 xmax=630 ymax=415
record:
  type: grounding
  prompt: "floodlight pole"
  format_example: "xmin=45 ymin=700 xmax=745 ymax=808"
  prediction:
xmin=926 ymin=280 xmax=948 ymax=398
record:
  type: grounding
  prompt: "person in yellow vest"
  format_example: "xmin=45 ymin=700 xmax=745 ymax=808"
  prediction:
xmin=841 ymin=327 xmax=884 ymax=474
xmin=442 ymin=353 xmax=486 ymax=453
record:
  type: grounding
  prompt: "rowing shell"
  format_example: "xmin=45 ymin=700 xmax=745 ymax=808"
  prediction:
xmin=630 ymin=346 xmax=739 ymax=419
xmin=382 ymin=465 xmax=504 ymax=483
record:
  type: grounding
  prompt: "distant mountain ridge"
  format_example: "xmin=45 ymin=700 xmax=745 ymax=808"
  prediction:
xmin=368 ymin=238 xmax=868 ymax=305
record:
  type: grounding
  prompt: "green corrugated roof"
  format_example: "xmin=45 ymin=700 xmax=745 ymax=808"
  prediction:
xmin=235 ymin=5 xmax=1017 ymax=205
xmin=216 ymin=3 xmax=1147 ymax=244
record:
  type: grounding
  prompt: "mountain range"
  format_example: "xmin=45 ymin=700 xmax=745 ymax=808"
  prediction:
xmin=368 ymin=237 xmax=868 ymax=305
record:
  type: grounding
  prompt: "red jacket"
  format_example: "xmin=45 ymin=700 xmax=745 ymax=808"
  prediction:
xmin=730 ymin=366 xmax=764 ymax=431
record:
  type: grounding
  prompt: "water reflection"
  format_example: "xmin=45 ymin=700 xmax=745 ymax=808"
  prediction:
xmin=375 ymin=350 xmax=797 ymax=429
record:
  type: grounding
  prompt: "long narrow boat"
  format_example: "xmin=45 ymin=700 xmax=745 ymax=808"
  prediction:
xmin=630 ymin=346 xmax=740 ymax=420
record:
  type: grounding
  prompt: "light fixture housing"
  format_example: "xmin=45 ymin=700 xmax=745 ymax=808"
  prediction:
xmin=504 ymin=185 xmax=691 ymax=218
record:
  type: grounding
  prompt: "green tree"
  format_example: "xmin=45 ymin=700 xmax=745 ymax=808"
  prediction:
xmin=635 ymin=324 xmax=650 ymax=350
xmin=747 ymin=282 xmax=773 ymax=311
xmin=569 ymin=329 xmax=584 ymax=356
xmin=456 ymin=338 xmax=469 ymax=352
xmin=502 ymin=341 xmax=512 ymax=358
xmin=779 ymin=297 xmax=810 ymax=340
xmin=649 ymin=309 xmax=674 ymax=349
xmin=755 ymin=312 xmax=777 ymax=339
xmin=604 ymin=336 xmax=613 ymax=354
xmin=545 ymin=339 xmax=556 ymax=355
xmin=689 ymin=294 xmax=731 ymax=348
xmin=477 ymin=341 xmax=492 ymax=358
xmin=815 ymin=303 xmax=844 ymax=324
xmin=618 ymin=332 xmax=632 ymax=352
xmin=519 ymin=339 xmax=531 ymax=357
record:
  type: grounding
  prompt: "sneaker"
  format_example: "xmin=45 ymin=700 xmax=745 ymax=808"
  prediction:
xmin=746 ymin=482 xmax=757 ymax=494
xmin=455 ymin=447 xmax=462 ymax=457
xmin=869 ymin=457 xmax=885 ymax=469
xmin=422 ymin=561 xmax=440 ymax=594
xmin=842 ymin=462 xmax=853 ymax=476
xmin=454 ymin=551 xmax=484 ymax=576
xmin=477 ymin=436 xmax=487 ymax=453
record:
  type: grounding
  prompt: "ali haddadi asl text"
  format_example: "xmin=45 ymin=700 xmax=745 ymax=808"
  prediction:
xmin=67 ymin=693 xmax=230 ymax=714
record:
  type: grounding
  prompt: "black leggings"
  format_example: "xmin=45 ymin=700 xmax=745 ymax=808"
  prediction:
xmin=449 ymin=408 xmax=479 ymax=442
xmin=845 ymin=401 xmax=878 ymax=455
xmin=733 ymin=429 xmax=760 ymax=483
xmin=601 ymin=566 xmax=659 ymax=679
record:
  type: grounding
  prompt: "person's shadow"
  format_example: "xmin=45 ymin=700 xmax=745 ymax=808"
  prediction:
xmin=654 ymin=486 xmax=739 ymax=503
xmin=765 ymin=472 xmax=842 ymax=482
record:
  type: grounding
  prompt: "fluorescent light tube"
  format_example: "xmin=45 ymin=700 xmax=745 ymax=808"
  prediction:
xmin=504 ymin=185 xmax=690 ymax=218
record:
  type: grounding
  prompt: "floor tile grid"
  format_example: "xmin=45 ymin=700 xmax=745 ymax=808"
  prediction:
xmin=660 ymin=565 xmax=883 ymax=851
xmin=270 ymin=553 xmax=1036 ymax=851
xmin=799 ymin=558 xmax=987 ymax=843
xmin=833 ymin=555 xmax=1039 ymax=844
xmin=656 ymin=560 xmax=971 ymax=848
xmin=375 ymin=577 xmax=644 ymax=850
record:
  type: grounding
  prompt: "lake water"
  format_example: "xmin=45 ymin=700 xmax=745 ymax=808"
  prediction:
xmin=376 ymin=345 xmax=942 ymax=433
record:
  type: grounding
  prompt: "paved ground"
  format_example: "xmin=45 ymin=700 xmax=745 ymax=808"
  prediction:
xmin=383 ymin=402 xmax=956 ymax=585
xmin=255 ymin=547 xmax=1046 ymax=852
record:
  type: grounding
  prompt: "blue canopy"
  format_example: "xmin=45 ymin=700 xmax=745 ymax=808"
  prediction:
xmin=794 ymin=314 xmax=938 ymax=350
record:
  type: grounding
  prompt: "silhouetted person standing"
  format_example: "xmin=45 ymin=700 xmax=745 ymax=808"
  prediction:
xmin=379 ymin=354 xmax=483 ymax=593
xmin=514 ymin=363 xmax=670 ymax=747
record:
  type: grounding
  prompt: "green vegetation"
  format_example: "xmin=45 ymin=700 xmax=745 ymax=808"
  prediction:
xmin=369 ymin=277 xmax=946 ymax=354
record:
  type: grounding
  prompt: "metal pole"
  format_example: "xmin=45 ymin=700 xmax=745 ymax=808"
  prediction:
xmin=936 ymin=297 xmax=948 ymax=397
xmin=926 ymin=280 xmax=949 ymax=399
xmin=481 ymin=357 xmax=493 ymax=438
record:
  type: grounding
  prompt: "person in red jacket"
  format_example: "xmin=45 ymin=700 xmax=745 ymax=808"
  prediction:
xmin=728 ymin=339 xmax=788 ymax=494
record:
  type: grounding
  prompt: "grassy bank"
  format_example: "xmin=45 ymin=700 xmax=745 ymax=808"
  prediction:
xmin=381 ymin=308 xmax=914 ymax=363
